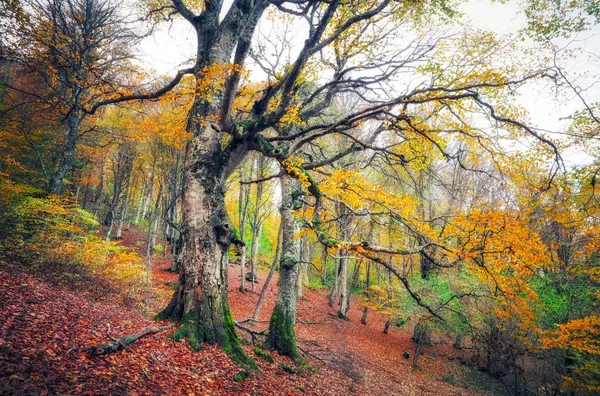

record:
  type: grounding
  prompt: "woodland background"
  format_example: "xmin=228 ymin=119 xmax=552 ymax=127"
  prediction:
xmin=0 ymin=0 xmax=599 ymax=394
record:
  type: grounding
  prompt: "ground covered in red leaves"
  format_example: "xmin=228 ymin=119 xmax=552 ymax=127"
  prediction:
xmin=0 ymin=229 xmax=501 ymax=395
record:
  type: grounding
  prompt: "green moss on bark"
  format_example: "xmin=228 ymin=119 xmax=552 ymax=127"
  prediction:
xmin=266 ymin=303 xmax=299 ymax=359
xmin=171 ymin=309 xmax=202 ymax=351
xmin=221 ymin=304 xmax=258 ymax=370
xmin=253 ymin=347 xmax=275 ymax=363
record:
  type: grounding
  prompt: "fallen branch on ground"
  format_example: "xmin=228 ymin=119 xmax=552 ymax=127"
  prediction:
xmin=83 ymin=323 xmax=175 ymax=356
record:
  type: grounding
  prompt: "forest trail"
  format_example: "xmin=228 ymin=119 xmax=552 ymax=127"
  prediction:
xmin=0 ymin=228 xmax=499 ymax=395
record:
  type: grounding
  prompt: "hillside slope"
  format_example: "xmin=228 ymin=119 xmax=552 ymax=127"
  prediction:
xmin=0 ymin=230 xmax=500 ymax=395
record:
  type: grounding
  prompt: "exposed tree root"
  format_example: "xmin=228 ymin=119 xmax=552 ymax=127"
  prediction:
xmin=234 ymin=321 xmax=267 ymax=344
xmin=83 ymin=323 xmax=175 ymax=356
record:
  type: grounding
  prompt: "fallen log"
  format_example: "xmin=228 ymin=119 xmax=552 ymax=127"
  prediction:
xmin=84 ymin=323 xmax=175 ymax=356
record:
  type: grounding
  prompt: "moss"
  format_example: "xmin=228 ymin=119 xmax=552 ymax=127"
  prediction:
xmin=253 ymin=347 xmax=275 ymax=363
xmin=233 ymin=370 xmax=249 ymax=382
xmin=266 ymin=303 xmax=299 ymax=359
xmin=296 ymin=361 xmax=317 ymax=374
xmin=255 ymin=134 xmax=275 ymax=153
xmin=280 ymin=256 xmax=297 ymax=269
xmin=280 ymin=363 xmax=296 ymax=374
xmin=122 ymin=335 xmax=135 ymax=344
xmin=312 ymin=219 xmax=340 ymax=247
xmin=171 ymin=309 xmax=202 ymax=351
xmin=221 ymin=304 xmax=258 ymax=370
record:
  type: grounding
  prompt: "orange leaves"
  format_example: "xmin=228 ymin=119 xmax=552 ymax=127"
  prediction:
xmin=319 ymin=168 xmax=418 ymax=217
xmin=282 ymin=156 xmax=311 ymax=189
xmin=541 ymin=315 xmax=600 ymax=392
xmin=448 ymin=209 xmax=552 ymax=336
xmin=196 ymin=63 xmax=243 ymax=104
xmin=542 ymin=316 xmax=600 ymax=355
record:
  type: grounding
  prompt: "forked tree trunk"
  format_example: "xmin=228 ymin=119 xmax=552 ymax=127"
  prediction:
xmin=158 ymin=127 xmax=252 ymax=367
xmin=266 ymin=175 xmax=300 ymax=359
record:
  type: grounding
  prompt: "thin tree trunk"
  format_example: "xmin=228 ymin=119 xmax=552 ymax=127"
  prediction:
xmin=92 ymin=157 xmax=106 ymax=216
xmin=321 ymin=246 xmax=328 ymax=284
xmin=252 ymin=221 xmax=282 ymax=323
xmin=116 ymin=174 xmax=131 ymax=239
xmin=238 ymin=168 xmax=250 ymax=292
xmin=337 ymin=205 xmax=350 ymax=319
xmin=249 ymin=156 xmax=265 ymax=292
xmin=266 ymin=175 xmax=300 ymax=359
xmin=329 ymin=258 xmax=340 ymax=308
xmin=361 ymin=261 xmax=371 ymax=325
xmin=384 ymin=319 xmax=392 ymax=334
xmin=134 ymin=179 xmax=145 ymax=225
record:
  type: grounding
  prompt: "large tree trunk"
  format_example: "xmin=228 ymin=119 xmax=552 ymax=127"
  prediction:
xmin=266 ymin=175 xmax=300 ymax=359
xmin=158 ymin=126 xmax=252 ymax=366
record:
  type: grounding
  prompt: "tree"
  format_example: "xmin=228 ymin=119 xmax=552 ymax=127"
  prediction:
xmin=0 ymin=0 xmax=140 ymax=194
xmin=145 ymin=0 xmax=565 ymax=364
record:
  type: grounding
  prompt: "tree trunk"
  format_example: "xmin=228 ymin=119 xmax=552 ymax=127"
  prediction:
xmin=249 ymin=221 xmax=263 ymax=292
xmin=384 ymin=319 xmax=392 ymax=334
xmin=297 ymin=233 xmax=310 ymax=299
xmin=361 ymin=307 xmax=368 ymax=325
xmin=361 ymin=261 xmax=371 ymax=325
xmin=329 ymin=257 xmax=340 ymax=308
xmin=321 ymin=246 xmax=328 ymax=284
xmin=48 ymin=111 xmax=82 ymax=194
xmin=116 ymin=173 xmax=131 ymax=239
xmin=252 ymin=220 xmax=282 ymax=323
xmin=238 ymin=166 xmax=250 ymax=292
xmin=337 ymin=205 xmax=350 ymax=319
xmin=248 ymin=156 xmax=265 ymax=292
xmin=266 ymin=175 xmax=300 ymax=359
xmin=158 ymin=127 xmax=252 ymax=367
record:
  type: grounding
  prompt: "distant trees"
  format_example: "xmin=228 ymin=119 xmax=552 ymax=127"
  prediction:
xmin=0 ymin=0 xmax=138 ymax=194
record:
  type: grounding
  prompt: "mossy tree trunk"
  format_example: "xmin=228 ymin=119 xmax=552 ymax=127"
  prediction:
xmin=266 ymin=174 xmax=301 ymax=359
xmin=156 ymin=0 xmax=270 ymax=368
xmin=158 ymin=124 xmax=253 ymax=367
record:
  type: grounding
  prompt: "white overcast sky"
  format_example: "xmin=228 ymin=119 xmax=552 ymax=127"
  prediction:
xmin=136 ymin=0 xmax=600 ymax=165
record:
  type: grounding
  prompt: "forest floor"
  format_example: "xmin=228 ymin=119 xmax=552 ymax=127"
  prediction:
xmin=0 ymin=228 xmax=503 ymax=395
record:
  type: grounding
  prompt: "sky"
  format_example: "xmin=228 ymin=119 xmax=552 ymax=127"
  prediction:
xmin=135 ymin=0 xmax=600 ymax=166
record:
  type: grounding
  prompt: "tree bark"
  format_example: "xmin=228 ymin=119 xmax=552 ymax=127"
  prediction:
xmin=337 ymin=205 xmax=350 ymax=319
xmin=238 ymin=166 xmax=251 ymax=292
xmin=266 ymin=174 xmax=300 ymax=359
xmin=48 ymin=110 xmax=82 ymax=194
xmin=248 ymin=155 xmax=265 ymax=292
xmin=158 ymin=125 xmax=253 ymax=367
xmin=252 ymin=220 xmax=282 ymax=323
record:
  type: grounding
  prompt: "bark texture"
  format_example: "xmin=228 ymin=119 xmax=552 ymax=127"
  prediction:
xmin=158 ymin=125 xmax=253 ymax=367
xmin=266 ymin=175 xmax=300 ymax=359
